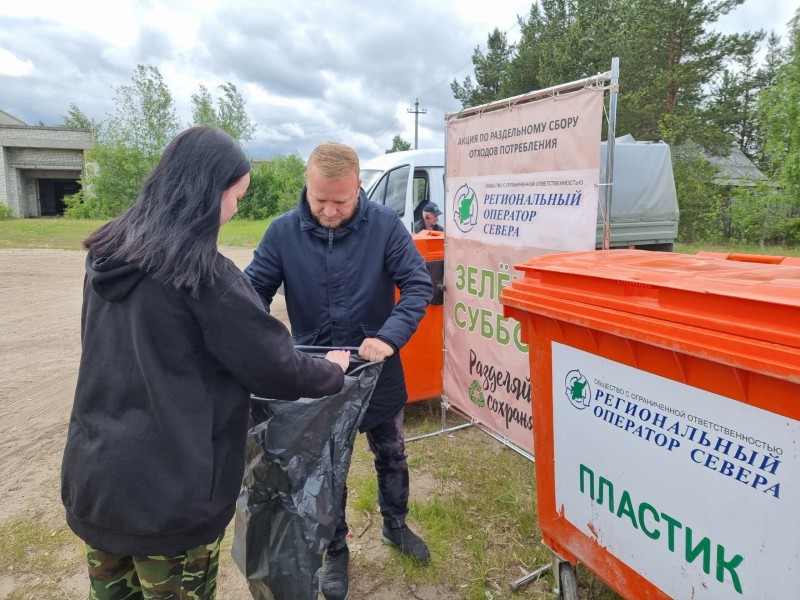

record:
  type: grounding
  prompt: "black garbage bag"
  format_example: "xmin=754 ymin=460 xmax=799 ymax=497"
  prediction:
xmin=231 ymin=351 xmax=383 ymax=600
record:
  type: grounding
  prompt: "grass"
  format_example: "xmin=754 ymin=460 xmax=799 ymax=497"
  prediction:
xmin=676 ymin=241 xmax=800 ymax=257
xmin=0 ymin=218 xmax=105 ymax=249
xmin=341 ymin=401 xmax=623 ymax=599
xmin=220 ymin=217 xmax=275 ymax=247
xmin=0 ymin=515 xmax=80 ymax=574
xmin=2 ymin=218 xmax=798 ymax=258
xmin=0 ymin=217 xmax=273 ymax=250
xmin=0 ymin=514 xmax=84 ymax=600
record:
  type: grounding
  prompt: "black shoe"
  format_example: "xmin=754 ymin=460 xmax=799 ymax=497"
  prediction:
xmin=381 ymin=524 xmax=430 ymax=564
xmin=320 ymin=547 xmax=349 ymax=600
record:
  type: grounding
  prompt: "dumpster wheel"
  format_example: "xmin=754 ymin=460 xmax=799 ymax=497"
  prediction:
xmin=558 ymin=562 xmax=578 ymax=600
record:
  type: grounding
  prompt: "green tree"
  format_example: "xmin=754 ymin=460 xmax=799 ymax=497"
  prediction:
xmin=704 ymin=45 xmax=767 ymax=160
xmin=749 ymin=32 xmax=787 ymax=174
xmin=61 ymin=103 xmax=101 ymax=133
xmin=726 ymin=183 xmax=790 ymax=246
xmin=191 ymin=82 xmax=256 ymax=144
xmin=64 ymin=144 xmax=152 ymax=218
xmin=619 ymin=0 xmax=761 ymax=149
xmin=759 ymin=10 xmax=800 ymax=208
xmin=759 ymin=31 xmax=787 ymax=89
xmin=672 ymin=144 xmax=726 ymax=243
xmin=385 ymin=135 xmax=411 ymax=153
xmin=65 ymin=65 xmax=180 ymax=218
xmin=505 ymin=0 xmax=625 ymax=97
xmin=452 ymin=0 xmax=758 ymax=150
xmin=107 ymin=64 xmax=180 ymax=156
xmin=451 ymin=28 xmax=514 ymax=108
xmin=237 ymin=154 xmax=306 ymax=219
xmin=190 ymin=85 xmax=218 ymax=129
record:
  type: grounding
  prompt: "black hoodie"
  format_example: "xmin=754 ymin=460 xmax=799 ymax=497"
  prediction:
xmin=61 ymin=252 xmax=345 ymax=556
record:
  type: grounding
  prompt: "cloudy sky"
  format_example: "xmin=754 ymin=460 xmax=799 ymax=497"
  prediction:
xmin=0 ymin=0 xmax=796 ymax=161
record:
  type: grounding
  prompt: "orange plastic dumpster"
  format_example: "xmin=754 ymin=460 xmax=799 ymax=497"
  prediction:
xmin=399 ymin=230 xmax=444 ymax=403
xmin=500 ymin=249 xmax=800 ymax=600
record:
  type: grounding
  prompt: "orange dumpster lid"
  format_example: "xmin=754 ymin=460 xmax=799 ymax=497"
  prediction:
xmin=411 ymin=229 xmax=444 ymax=260
xmin=502 ymin=249 xmax=800 ymax=349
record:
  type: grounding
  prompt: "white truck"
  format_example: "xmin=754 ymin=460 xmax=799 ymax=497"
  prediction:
xmin=359 ymin=137 xmax=679 ymax=251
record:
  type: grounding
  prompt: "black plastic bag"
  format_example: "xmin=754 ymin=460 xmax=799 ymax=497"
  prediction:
xmin=232 ymin=354 xmax=383 ymax=600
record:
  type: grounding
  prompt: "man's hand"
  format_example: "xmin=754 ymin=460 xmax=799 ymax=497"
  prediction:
xmin=359 ymin=338 xmax=395 ymax=362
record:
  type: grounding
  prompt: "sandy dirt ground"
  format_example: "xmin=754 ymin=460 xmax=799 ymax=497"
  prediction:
xmin=0 ymin=247 xmax=460 ymax=600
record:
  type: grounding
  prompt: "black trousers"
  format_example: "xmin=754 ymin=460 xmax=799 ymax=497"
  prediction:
xmin=328 ymin=407 xmax=408 ymax=552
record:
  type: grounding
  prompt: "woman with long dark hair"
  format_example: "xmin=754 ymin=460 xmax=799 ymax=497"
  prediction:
xmin=61 ymin=125 xmax=350 ymax=599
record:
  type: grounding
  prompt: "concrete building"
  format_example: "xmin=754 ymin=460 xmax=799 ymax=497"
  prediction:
xmin=0 ymin=109 xmax=93 ymax=217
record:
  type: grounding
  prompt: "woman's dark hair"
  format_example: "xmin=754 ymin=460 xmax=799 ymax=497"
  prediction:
xmin=84 ymin=125 xmax=250 ymax=294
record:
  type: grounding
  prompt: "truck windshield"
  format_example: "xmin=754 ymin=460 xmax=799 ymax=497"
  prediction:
xmin=359 ymin=169 xmax=382 ymax=194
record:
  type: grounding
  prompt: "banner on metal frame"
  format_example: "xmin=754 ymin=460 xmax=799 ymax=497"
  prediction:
xmin=443 ymin=87 xmax=605 ymax=455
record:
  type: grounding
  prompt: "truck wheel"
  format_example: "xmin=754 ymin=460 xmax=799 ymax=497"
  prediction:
xmin=558 ymin=562 xmax=579 ymax=600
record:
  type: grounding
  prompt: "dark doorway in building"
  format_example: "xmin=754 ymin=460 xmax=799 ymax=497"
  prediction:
xmin=38 ymin=179 xmax=81 ymax=216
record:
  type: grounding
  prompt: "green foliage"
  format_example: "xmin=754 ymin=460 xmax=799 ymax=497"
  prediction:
xmin=0 ymin=203 xmax=14 ymax=220
xmin=672 ymin=146 xmax=726 ymax=243
xmin=450 ymin=1 xmax=800 ymax=250
xmin=107 ymin=64 xmax=180 ymax=156
xmin=386 ymin=134 xmax=411 ymax=153
xmin=237 ymin=154 xmax=306 ymax=220
xmin=191 ymin=82 xmax=256 ymax=144
xmin=341 ymin=401 xmax=563 ymax=600
xmin=63 ymin=65 xmax=179 ymax=218
xmin=62 ymin=65 xmax=259 ymax=220
xmin=619 ymin=0 xmax=760 ymax=147
xmin=720 ymin=184 xmax=800 ymax=246
xmin=60 ymin=103 xmax=101 ymax=134
xmin=506 ymin=0 xmax=624 ymax=99
xmin=705 ymin=53 xmax=764 ymax=158
xmin=191 ymin=85 xmax=217 ymax=129
xmin=64 ymin=143 xmax=155 ymax=218
xmin=455 ymin=0 xmax=760 ymax=152
xmin=452 ymin=28 xmax=514 ymax=108
xmin=759 ymin=10 xmax=800 ymax=205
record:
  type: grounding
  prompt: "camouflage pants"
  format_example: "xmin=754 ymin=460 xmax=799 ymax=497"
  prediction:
xmin=85 ymin=534 xmax=222 ymax=600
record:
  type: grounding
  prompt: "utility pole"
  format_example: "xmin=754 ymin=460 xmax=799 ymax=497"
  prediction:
xmin=407 ymin=98 xmax=427 ymax=149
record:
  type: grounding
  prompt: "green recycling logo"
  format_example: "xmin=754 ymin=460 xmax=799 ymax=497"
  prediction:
xmin=564 ymin=369 xmax=591 ymax=410
xmin=468 ymin=380 xmax=485 ymax=407
xmin=453 ymin=183 xmax=479 ymax=233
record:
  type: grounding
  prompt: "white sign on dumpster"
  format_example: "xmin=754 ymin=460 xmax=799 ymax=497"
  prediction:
xmin=551 ymin=342 xmax=800 ymax=599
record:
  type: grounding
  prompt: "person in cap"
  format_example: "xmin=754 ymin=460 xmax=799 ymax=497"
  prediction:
xmin=413 ymin=202 xmax=443 ymax=233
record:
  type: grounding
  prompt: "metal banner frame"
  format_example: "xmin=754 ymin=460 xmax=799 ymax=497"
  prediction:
xmin=407 ymin=58 xmax=620 ymax=467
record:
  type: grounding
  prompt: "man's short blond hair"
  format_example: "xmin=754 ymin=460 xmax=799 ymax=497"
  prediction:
xmin=307 ymin=141 xmax=360 ymax=180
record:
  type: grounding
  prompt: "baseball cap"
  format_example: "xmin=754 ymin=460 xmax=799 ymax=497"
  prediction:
xmin=423 ymin=202 xmax=442 ymax=216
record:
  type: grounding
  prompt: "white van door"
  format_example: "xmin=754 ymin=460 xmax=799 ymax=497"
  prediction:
xmin=362 ymin=156 xmax=416 ymax=231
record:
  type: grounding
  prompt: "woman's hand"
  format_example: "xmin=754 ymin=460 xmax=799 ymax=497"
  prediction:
xmin=324 ymin=350 xmax=351 ymax=372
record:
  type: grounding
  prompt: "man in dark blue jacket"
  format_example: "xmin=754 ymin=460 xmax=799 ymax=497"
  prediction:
xmin=245 ymin=141 xmax=434 ymax=600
